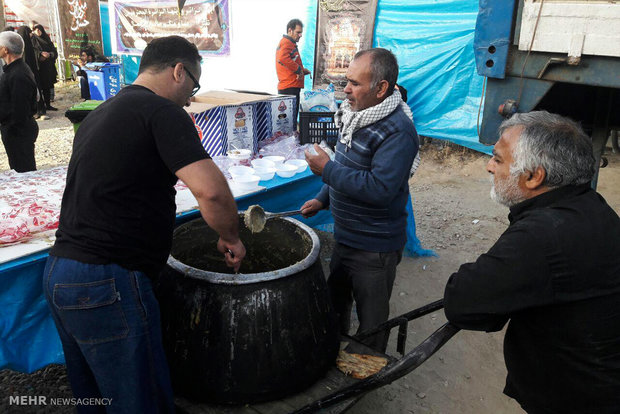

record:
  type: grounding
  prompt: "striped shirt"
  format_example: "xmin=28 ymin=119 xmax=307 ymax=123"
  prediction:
xmin=316 ymin=106 xmax=418 ymax=252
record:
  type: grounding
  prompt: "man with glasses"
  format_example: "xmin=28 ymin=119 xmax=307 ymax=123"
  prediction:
xmin=44 ymin=36 xmax=245 ymax=412
xmin=182 ymin=65 xmax=201 ymax=97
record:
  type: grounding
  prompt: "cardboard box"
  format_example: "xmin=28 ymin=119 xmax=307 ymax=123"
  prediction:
xmin=260 ymin=95 xmax=295 ymax=137
xmin=186 ymin=91 xmax=295 ymax=157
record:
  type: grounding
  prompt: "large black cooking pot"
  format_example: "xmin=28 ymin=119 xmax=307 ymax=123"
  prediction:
xmin=154 ymin=215 xmax=339 ymax=404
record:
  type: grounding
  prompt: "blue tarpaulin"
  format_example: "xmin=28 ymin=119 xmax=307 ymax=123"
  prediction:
xmin=0 ymin=253 xmax=64 ymax=372
xmin=301 ymin=0 xmax=492 ymax=155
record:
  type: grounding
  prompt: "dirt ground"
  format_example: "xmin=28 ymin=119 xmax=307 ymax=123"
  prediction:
xmin=1 ymin=82 xmax=618 ymax=413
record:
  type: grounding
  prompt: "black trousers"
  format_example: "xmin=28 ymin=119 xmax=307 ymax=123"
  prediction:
xmin=1 ymin=119 xmax=38 ymax=172
xmin=278 ymin=87 xmax=301 ymax=129
xmin=36 ymin=88 xmax=46 ymax=116
xmin=42 ymin=87 xmax=52 ymax=108
xmin=327 ymin=242 xmax=403 ymax=352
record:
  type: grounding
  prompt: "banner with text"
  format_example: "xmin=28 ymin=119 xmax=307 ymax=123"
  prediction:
xmin=58 ymin=0 xmax=104 ymax=61
xmin=109 ymin=0 xmax=230 ymax=56
xmin=313 ymin=0 xmax=378 ymax=100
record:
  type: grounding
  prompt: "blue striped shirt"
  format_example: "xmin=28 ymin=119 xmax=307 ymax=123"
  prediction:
xmin=316 ymin=106 xmax=418 ymax=252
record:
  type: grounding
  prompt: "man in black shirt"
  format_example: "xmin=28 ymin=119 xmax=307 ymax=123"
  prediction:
xmin=444 ymin=111 xmax=620 ymax=413
xmin=44 ymin=36 xmax=245 ymax=413
xmin=0 ymin=31 xmax=38 ymax=172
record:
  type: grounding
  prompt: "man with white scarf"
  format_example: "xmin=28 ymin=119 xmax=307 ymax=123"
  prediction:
xmin=301 ymin=48 xmax=418 ymax=352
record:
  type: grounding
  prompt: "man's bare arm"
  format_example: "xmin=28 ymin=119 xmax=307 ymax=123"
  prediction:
xmin=176 ymin=159 xmax=245 ymax=270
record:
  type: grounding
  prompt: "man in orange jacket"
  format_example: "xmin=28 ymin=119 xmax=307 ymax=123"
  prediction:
xmin=276 ymin=18 xmax=311 ymax=128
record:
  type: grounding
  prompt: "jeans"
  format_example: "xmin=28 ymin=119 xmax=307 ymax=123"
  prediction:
xmin=43 ymin=256 xmax=174 ymax=413
xmin=327 ymin=243 xmax=403 ymax=352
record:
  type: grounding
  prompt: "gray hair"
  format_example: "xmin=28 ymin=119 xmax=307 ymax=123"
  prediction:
xmin=499 ymin=111 xmax=595 ymax=188
xmin=354 ymin=48 xmax=398 ymax=96
xmin=0 ymin=31 xmax=24 ymax=56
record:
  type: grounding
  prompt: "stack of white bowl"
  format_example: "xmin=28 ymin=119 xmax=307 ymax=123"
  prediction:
xmin=275 ymin=163 xmax=297 ymax=178
xmin=262 ymin=156 xmax=285 ymax=167
xmin=227 ymin=149 xmax=252 ymax=161
xmin=228 ymin=165 xmax=260 ymax=191
xmin=264 ymin=156 xmax=293 ymax=178
xmin=285 ymin=159 xmax=309 ymax=174
xmin=250 ymin=159 xmax=277 ymax=181
xmin=247 ymin=156 xmax=310 ymax=180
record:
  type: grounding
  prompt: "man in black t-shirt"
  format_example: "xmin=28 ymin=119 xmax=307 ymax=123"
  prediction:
xmin=44 ymin=36 xmax=245 ymax=413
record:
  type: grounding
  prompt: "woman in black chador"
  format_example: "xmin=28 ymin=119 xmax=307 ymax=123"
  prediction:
xmin=31 ymin=24 xmax=58 ymax=111
xmin=15 ymin=26 xmax=46 ymax=117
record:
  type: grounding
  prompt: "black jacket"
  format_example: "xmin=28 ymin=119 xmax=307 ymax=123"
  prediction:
xmin=0 ymin=58 xmax=38 ymax=131
xmin=15 ymin=26 xmax=40 ymax=87
xmin=31 ymin=34 xmax=58 ymax=89
xmin=444 ymin=184 xmax=620 ymax=413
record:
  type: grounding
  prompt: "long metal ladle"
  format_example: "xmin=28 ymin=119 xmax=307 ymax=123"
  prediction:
xmin=243 ymin=205 xmax=302 ymax=233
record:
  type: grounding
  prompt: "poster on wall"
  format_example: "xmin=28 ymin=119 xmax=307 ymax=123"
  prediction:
xmin=57 ymin=0 xmax=105 ymax=61
xmin=313 ymin=0 xmax=378 ymax=100
xmin=109 ymin=0 xmax=230 ymax=56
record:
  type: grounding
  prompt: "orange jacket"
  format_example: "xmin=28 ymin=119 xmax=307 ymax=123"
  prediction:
xmin=276 ymin=35 xmax=305 ymax=90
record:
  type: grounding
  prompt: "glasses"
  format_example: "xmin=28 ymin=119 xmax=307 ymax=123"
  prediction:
xmin=172 ymin=64 xmax=201 ymax=96
xmin=184 ymin=67 xmax=201 ymax=96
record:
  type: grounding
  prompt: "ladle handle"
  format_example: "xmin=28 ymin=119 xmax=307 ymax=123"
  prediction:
xmin=268 ymin=209 xmax=303 ymax=218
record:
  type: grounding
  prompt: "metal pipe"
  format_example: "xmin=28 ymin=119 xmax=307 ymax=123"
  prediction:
xmin=354 ymin=299 xmax=444 ymax=341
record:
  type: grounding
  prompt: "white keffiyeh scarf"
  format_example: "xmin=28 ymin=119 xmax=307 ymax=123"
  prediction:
xmin=334 ymin=89 xmax=421 ymax=176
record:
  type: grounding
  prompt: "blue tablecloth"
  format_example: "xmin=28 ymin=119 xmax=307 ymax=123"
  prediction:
xmin=0 ymin=170 xmax=429 ymax=373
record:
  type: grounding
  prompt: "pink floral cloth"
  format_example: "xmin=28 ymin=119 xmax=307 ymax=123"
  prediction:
xmin=0 ymin=167 xmax=67 ymax=245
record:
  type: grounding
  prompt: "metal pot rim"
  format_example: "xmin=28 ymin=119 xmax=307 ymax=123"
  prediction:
xmin=165 ymin=217 xmax=321 ymax=285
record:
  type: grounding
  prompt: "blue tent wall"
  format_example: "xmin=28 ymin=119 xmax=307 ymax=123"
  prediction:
xmin=301 ymin=0 xmax=491 ymax=154
xmin=99 ymin=1 xmax=140 ymax=84
xmin=100 ymin=2 xmax=112 ymax=57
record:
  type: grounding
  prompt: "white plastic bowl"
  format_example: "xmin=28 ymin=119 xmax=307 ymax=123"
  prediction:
xmin=228 ymin=165 xmax=255 ymax=178
xmin=251 ymin=158 xmax=276 ymax=170
xmin=275 ymin=164 xmax=298 ymax=178
xmin=285 ymin=159 xmax=308 ymax=173
xmin=227 ymin=149 xmax=251 ymax=160
xmin=254 ymin=167 xmax=277 ymax=181
xmin=233 ymin=174 xmax=260 ymax=191
xmin=263 ymin=155 xmax=285 ymax=166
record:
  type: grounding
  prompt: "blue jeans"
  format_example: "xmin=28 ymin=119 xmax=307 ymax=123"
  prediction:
xmin=43 ymin=256 xmax=174 ymax=413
